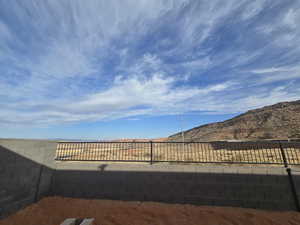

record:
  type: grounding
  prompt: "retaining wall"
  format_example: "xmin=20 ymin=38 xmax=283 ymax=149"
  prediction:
xmin=53 ymin=163 xmax=297 ymax=211
xmin=291 ymin=166 xmax=300 ymax=207
xmin=0 ymin=139 xmax=300 ymax=219
xmin=0 ymin=139 xmax=57 ymax=218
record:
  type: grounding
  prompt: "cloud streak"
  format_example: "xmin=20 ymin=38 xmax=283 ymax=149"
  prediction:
xmin=0 ymin=0 xmax=300 ymax=126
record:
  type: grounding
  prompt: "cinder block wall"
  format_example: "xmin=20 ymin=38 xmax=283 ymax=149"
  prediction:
xmin=0 ymin=139 xmax=57 ymax=218
xmin=1 ymin=139 xmax=299 ymax=219
xmin=291 ymin=167 xmax=300 ymax=206
xmin=53 ymin=163 xmax=298 ymax=211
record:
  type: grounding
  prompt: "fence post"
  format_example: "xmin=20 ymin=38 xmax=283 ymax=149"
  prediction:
xmin=278 ymin=141 xmax=288 ymax=167
xmin=150 ymin=141 xmax=153 ymax=165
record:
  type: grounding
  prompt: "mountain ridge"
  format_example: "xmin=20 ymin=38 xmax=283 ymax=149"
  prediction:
xmin=169 ymin=100 xmax=300 ymax=141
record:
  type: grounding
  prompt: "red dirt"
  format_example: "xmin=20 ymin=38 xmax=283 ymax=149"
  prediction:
xmin=1 ymin=197 xmax=300 ymax=225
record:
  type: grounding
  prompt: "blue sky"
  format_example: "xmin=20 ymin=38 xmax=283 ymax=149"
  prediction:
xmin=0 ymin=0 xmax=300 ymax=140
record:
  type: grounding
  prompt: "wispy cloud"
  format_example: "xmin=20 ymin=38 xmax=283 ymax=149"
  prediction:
xmin=249 ymin=66 xmax=300 ymax=83
xmin=251 ymin=67 xmax=294 ymax=74
xmin=0 ymin=0 xmax=300 ymax=127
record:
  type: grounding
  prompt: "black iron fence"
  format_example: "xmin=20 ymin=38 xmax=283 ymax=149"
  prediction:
xmin=55 ymin=141 xmax=300 ymax=165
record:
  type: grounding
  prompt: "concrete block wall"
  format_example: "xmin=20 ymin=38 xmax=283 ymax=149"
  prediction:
xmin=291 ymin=166 xmax=300 ymax=208
xmin=53 ymin=163 xmax=298 ymax=211
xmin=1 ymin=138 xmax=300 ymax=219
xmin=0 ymin=139 xmax=57 ymax=218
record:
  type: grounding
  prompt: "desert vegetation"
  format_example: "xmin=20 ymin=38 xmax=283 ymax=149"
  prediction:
xmin=55 ymin=141 xmax=300 ymax=165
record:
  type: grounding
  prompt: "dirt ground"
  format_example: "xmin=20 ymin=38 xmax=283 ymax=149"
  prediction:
xmin=1 ymin=197 xmax=300 ymax=225
xmin=56 ymin=142 xmax=300 ymax=165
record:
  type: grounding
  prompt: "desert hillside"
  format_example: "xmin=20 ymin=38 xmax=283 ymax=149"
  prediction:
xmin=169 ymin=100 xmax=300 ymax=141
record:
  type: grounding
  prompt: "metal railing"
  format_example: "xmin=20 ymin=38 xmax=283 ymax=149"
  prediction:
xmin=55 ymin=141 xmax=300 ymax=165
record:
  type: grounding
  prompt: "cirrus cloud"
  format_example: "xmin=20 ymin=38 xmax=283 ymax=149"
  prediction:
xmin=0 ymin=0 xmax=299 ymax=128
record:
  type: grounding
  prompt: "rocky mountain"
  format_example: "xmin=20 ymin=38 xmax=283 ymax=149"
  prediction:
xmin=169 ymin=100 xmax=300 ymax=141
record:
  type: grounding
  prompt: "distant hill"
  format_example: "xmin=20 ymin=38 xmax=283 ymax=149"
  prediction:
xmin=111 ymin=138 xmax=168 ymax=142
xmin=169 ymin=100 xmax=300 ymax=141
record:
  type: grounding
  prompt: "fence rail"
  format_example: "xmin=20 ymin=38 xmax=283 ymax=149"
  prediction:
xmin=55 ymin=141 xmax=300 ymax=165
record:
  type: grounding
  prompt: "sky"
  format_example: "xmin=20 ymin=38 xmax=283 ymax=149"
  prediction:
xmin=0 ymin=0 xmax=300 ymax=140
